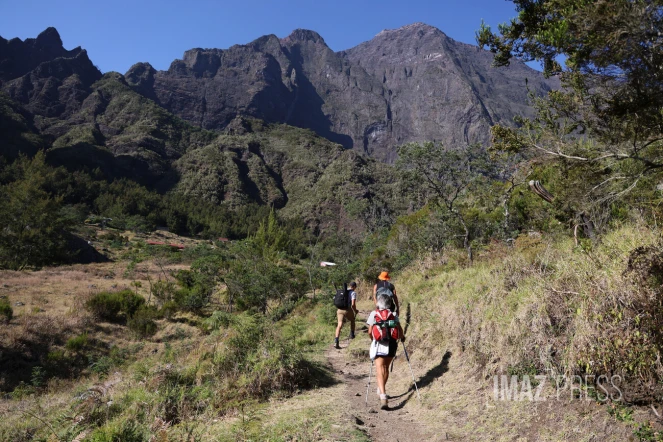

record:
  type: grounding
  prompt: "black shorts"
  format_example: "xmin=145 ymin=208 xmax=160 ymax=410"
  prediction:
xmin=376 ymin=339 xmax=398 ymax=358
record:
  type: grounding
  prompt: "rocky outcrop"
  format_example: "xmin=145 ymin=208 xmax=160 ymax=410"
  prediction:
xmin=342 ymin=23 xmax=557 ymax=161
xmin=127 ymin=23 xmax=556 ymax=162
xmin=0 ymin=28 xmax=101 ymax=123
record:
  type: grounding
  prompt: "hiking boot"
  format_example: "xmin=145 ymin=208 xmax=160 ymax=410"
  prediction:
xmin=334 ymin=338 xmax=340 ymax=349
xmin=350 ymin=332 xmax=355 ymax=339
xmin=380 ymin=394 xmax=388 ymax=410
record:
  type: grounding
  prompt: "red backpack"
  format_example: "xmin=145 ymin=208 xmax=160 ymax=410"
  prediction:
xmin=371 ymin=309 xmax=400 ymax=341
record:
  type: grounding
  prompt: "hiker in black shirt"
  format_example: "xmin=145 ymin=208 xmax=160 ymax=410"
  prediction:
xmin=372 ymin=271 xmax=399 ymax=315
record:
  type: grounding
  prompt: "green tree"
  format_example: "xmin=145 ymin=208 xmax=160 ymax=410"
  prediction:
xmin=397 ymin=142 xmax=499 ymax=262
xmin=0 ymin=153 xmax=71 ymax=269
xmin=477 ymin=0 xmax=663 ymax=207
xmin=253 ymin=209 xmax=290 ymax=261
xmin=223 ymin=241 xmax=306 ymax=314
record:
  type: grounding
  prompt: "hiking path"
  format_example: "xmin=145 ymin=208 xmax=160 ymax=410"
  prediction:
xmin=325 ymin=309 xmax=440 ymax=442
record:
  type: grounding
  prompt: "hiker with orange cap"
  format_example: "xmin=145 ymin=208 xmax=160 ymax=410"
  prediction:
xmin=373 ymin=271 xmax=399 ymax=315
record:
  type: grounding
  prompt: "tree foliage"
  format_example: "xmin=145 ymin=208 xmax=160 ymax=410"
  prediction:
xmin=477 ymin=0 xmax=663 ymax=143
xmin=477 ymin=0 xmax=663 ymax=225
xmin=397 ymin=142 xmax=503 ymax=261
xmin=0 ymin=153 xmax=72 ymax=269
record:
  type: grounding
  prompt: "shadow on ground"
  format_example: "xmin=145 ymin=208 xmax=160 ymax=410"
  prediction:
xmin=389 ymin=350 xmax=452 ymax=408
xmin=302 ymin=360 xmax=340 ymax=390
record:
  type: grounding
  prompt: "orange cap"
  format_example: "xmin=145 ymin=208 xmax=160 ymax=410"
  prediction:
xmin=378 ymin=271 xmax=390 ymax=281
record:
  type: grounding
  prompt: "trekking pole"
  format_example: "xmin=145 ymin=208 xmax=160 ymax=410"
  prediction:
xmin=401 ymin=341 xmax=421 ymax=401
xmin=365 ymin=360 xmax=373 ymax=406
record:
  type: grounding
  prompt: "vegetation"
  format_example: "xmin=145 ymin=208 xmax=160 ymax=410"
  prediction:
xmin=2 ymin=3 xmax=663 ymax=438
xmin=477 ymin=0 xmax=663 ymax=222
xmin=86 ymin=290 xmax=145 ymax=322
xmin=0 ymin=297 xmax=12 ymax=323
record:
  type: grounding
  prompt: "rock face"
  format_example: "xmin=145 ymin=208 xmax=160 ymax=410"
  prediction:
xmin=128 ymin=23 xmax=556 ymax=162
xmin=0 ymin=25 xmax=555 ymax=163
xmin=0 ymin=27 xmax=102 ymax=122
xmin=342 ymin=23 xmax=557 ymax=161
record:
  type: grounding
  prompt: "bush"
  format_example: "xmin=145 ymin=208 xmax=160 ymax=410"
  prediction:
xmin=316 ymin=296 xmax=338 ymax=326
xmin=0 ymin=298 xmax=12 ymax=323
xmin=87 ymin=419 xmax=148 ymax=442
xmin=86 ymin=290 xmax=145 ymax=322
xmin=127 ymin=307 xmax=158 ymax=338
xmin=89 ymin=356 xmax=114 ymax=375
xmin=174 ymin=287 xmax=209 ymax=312
xmin=65 ymin=333 xmax=89 ymax=351
xmin=213 ymin=313 xmax=309 ymax=401
xmin=204 ymin=310 xmax=233 ymax=331
xmin=151 ymin=279 xmax=176 ymax=306
xmin=159 ymin=301 xmax=178 ymax=319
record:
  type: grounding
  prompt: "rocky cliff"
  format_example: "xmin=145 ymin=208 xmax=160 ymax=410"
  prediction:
xmin=126 ymin=23 xmax=556 ymax=162
xmin=0 ymin=28 xmax=102 ymax=124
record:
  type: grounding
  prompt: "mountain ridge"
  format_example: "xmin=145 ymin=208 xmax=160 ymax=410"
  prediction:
xmin=0 ymin=24 xmax=552 ymax=233
xmin=0 ymin=24 xmax=555 ymax=163
xmin=121 ymin=22 xmax=555 ymax=162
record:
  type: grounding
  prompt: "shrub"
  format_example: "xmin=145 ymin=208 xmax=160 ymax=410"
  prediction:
xmin=151 ymin=279 xmax=176 ymax=306
xmin=127 ymin=307 xmax=158 ymax=338
xmin=30 ymin=366 xmax=45 ymax=387
xmin=86 ymin=290 xmax=145 ymax=322
xmin=0 ymin=298 xmax=12 ymax=323
xmin=66 ymin=333 xmax=89 ymax=352
xmin=316 ymin=293 xmax=338 ymax=326
xmin=89 ymin=356 xmax=114 ymax=375
xmin=87 ymin=419 xmax=148 ymax=442
xmin=213 ymin=313 xmax=309 ymax=402
xmin=45 ymin=350 xmax=74 ymax=377
xmin=204 ymin=310 xmax=233 ymax=332
xmin=174 ymin=287 xmax=209 ymax=312
xmin=159 ymin=300 xmax=178 ymax=319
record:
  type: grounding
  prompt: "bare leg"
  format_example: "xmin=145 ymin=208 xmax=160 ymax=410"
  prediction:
xmin=335 ymin=316 xmax=343 ymax=338
xmin=375 ymin=356 xmax=393 ymax=395
xmin=375 ymin=357 xmax=386 ymax=395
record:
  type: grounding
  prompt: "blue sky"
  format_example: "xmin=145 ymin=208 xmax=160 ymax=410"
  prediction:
xmin=1 ymin=0 xmax=524 ymax=74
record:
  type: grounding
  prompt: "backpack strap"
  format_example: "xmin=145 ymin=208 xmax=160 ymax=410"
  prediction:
xmin=374 ymin=309 xmax=392 ymax=327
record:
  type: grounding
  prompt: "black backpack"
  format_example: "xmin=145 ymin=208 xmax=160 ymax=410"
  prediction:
xmin=333 ymin=283 xmax=349 ymax=310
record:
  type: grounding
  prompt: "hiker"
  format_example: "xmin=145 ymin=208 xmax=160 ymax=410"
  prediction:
xmin=373 ymin=271 xmax=400 ymax=315
xmin=368 ymin=291 xmax=405 ymax=409
xmin=334 ymin=282 xmax=357 ymax=349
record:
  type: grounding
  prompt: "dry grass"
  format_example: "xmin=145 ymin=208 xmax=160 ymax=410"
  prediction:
xmin=0 ymin=249 xmax=194 ymax=396
xmin=359 ymin=222 xmax=663 ymax=439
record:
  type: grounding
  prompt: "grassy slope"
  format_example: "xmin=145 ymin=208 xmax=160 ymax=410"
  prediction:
xmin=371 ymin=224 xmax=662 ymax=440
xmin=3 ymin=226 xmax=662 ymax=441
xmin=0 ymin=228 xmax=363 ymax=441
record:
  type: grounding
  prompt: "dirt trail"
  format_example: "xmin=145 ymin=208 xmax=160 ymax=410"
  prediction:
xmin=326 ymin=312 xmax=438 ymax=442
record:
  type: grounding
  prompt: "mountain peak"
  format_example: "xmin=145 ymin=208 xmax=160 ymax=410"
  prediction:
xmin=35 ymin=27 xmax=63 ymax=48
xmin=376 ymin=22 xmax=443 ymax=38
xmin=282 ymin=29 xmax=326 ymax=45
